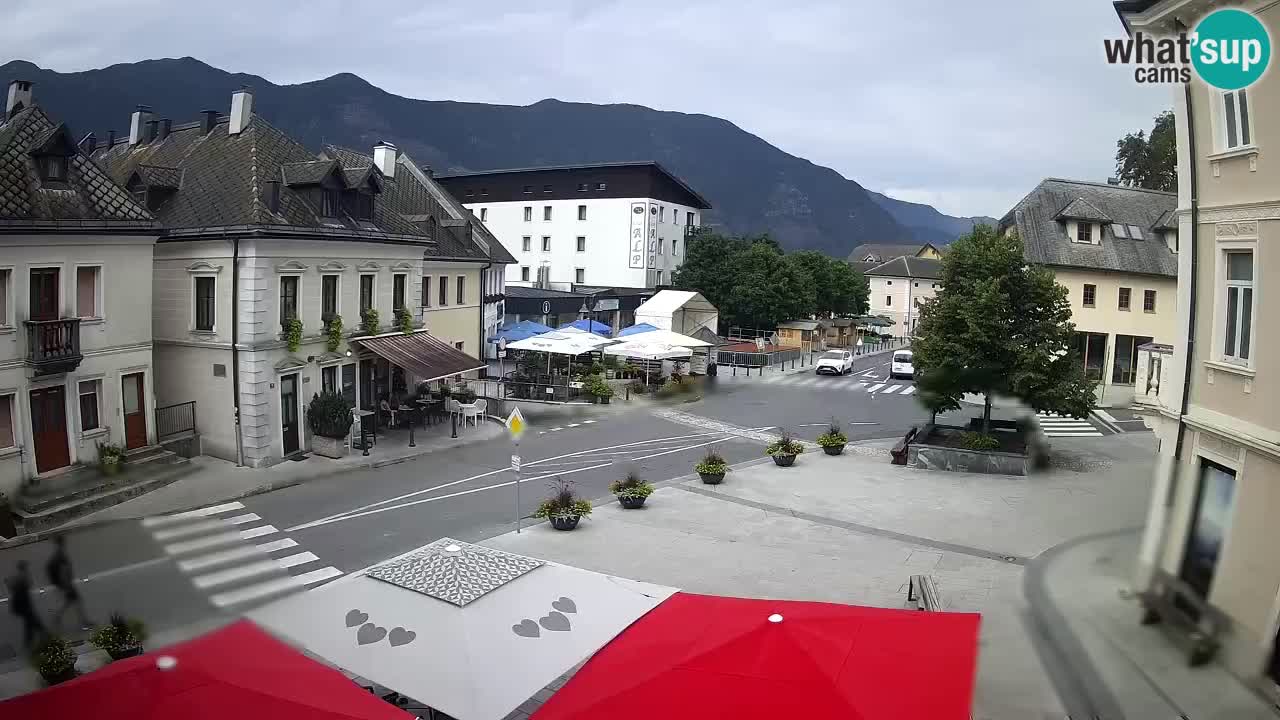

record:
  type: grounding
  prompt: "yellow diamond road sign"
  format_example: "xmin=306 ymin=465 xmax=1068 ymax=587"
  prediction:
xmin=506 ymin=407 xmax=526 ymax=439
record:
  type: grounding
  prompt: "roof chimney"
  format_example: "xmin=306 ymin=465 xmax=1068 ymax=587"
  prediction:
xmin=129 ymin=105 xmax=152 ymax=146
xmin=201 ymin=109 xmax=219 ymax=135
xmin=265 ymin=180 xmax=282 ymax=214
xmin=79 ymin=132 xmax=97 ymax=154
xmin=158 ymin=119 xmax=172 ymax=141
xmin=145 ymin=119 xmax=160 ymax=143
xmin=373 ymin=141 xmax=397 ymax=179
xmin=107 ymin=130 xmax=117 ymax=147
xmin=1107 ymin=177 xmax=1121 ymax=186
xmin=228 ymin=88 xmax=253 ymax=136
xmin=5 ymin=80 xmax=32 ymax=119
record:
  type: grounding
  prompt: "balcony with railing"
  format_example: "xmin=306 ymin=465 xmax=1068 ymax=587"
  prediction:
xmin=24 ymin=317 xmax=82 ymax=375
xmin=683 ymin=225 xmax=715 ymax=238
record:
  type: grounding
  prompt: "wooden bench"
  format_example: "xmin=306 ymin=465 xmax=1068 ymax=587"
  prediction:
xmin=1137 ymin=570 xmax=1225 ymax=666
xmin=907 ymin=574 xmax=942 ymax=611
xmin=891 ymin=427 xmax=918 ymax=465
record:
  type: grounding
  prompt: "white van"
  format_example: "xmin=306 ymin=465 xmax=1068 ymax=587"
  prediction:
xmin=890 ymin=350 xmax=914 ymax=380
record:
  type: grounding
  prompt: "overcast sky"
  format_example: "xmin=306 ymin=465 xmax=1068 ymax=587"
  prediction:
xmin=4 ymin=0 xmax=1171 ymax=218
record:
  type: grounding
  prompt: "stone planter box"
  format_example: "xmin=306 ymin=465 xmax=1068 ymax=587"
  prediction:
xmin=906 ymin=422 xmax=1049 ymax=476
xmin=312 ymin=435 xmax=348 ymax=459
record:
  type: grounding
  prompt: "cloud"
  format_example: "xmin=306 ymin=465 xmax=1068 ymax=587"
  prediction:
xmin=1 ymin=0 xmax=1172 ymax=218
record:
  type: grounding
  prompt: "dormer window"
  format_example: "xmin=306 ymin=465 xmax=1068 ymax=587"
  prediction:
xmin=322 ymin=189 xmax=341 ymax=217
xmin=345 ymin=191 xmax=374 ymax=221
xmin=1077 ymin=223 xmax=1092 ymax=244
xmin=39 ymin=154 xmax=67 ymax=183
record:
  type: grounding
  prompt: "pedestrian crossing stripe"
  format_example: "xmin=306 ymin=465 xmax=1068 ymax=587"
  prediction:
xmin=720 ymin=373 xmax=921 ymax=396
xmin=143 ymin=502 xmax=341 ymax=609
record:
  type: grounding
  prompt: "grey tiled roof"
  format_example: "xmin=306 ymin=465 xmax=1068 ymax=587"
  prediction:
xmin=281 ymin=160 xmax=338 ymax=186
xmin=846 ymin=242 xmax=934 ymax=263
xmin=1053 ymin=197 xmax=1111 ymax=222
xmin=134 ymin=164 xmax=183 ymax=189
xmin=322 ymin=144 xmax=514 ymax=263
xmin=93 ymin=116 xmax=426 ymax=241
xmin=1152 ymin=208 xmax=1177 ymax=231
xmin=505 ymin=285 xmax=582 ymax=299
xmin=998 ymin=178 xmax=1177 ymax=278
xmin=0 ymin=106 xmax=153 ymax=228
xmin=865 ymin=256 xmax=941 ymax=279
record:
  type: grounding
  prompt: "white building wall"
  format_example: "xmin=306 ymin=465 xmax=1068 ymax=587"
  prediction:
xmin=0 ymin=233 xmax=158 ymax=494
xmin=868 ymin=275 xmax=937 ymax=335
xmin=466 ymin=197 xmax=700 ymax=288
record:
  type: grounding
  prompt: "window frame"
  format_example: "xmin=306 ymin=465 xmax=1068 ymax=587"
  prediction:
xmin=1220 ymin=249 xmax=1255 ymax=366
xmin=1076 ymin=222 xmax=1093 ymax=245
xmin=523 ymin=206 xmax=532 ymax=222
xmin=885 ymin=295 xmax=893 ymax=307
xmin=1218 ymin=88 xmax=1253 ymax=151
xmin=78 ymin=378 xmax=102 ymax=434
xmin=522 ymin=236 xmax=531 ymax=252
xmin=479 ymin=207 xmax=488 ymax=222
xmin=392 ymin=273 xmax=407 ymax=312
xmin=0 ymin=267 xmax=11 ymax=328
xmin=321 ymin=188 xmax=341 ymax=218
xmin=520 ymin=266 xmax=530 ymax=282
xmin=75 ymin=264 xmax=103 ymax=321
xmin=321 ymin=273 xmax=340 ymax=321
xmin=321 ymin=365 xmax=338 ymax=395
xmin=543 ymin=206 xmax=552 ymax=221
xmin=456 ymin=275 xmax=465 ymax=306
xmin=1143 ymin=289 xmax=1157 ymax=314
xmin=1082 ymin=283 xmax=1097 ymax=308
xmin=420 ymin=276 xmax=431 ymax=308
xmin=0 ymin=393 xmax=16 ymax=451
xmin=359 ymin=273 xmax=376 ymax=313
xmin=279 ymin=274 xmax=300 ymax=325
xmin=578 ymin=205 xmax=587 ymax=221
xmin=438 ymin=275 xmax=448 ymax=307
xmin=194 ymin=275 xmax=217 ymax=332
xmin=541 ymin=236 xmax=551 ymax=252
xmin=1118 ymin=287 xmax=1131 ymax=311
xmin=576 ymin=236 xmax=586 ymax=252
xmin=575 ymin=268 xmax=585 ymax=284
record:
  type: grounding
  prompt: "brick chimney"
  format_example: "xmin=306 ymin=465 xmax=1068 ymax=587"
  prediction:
xmin=228 ymin=88 xmax=252 ymax=136
xmin=5 ymin=80 xmax=32 ymax=119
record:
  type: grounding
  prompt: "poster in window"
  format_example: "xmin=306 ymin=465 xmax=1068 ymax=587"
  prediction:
xmin=628 ymin=203 xmax=646 ymax=269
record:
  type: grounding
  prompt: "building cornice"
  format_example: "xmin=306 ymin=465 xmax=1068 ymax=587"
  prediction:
xmin=1184 ymin=405 xmax=1280 ymax=461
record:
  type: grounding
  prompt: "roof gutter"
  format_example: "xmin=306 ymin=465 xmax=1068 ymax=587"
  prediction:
xmin=232 ymin=235 xmax=244 ymax=467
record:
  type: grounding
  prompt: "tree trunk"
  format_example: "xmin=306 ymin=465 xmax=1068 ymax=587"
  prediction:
xmin=982 ymin=396 xmax=992 ymax=435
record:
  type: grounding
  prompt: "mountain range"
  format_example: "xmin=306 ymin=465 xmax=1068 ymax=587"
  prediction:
xmin=0 ymin=57 xmax=994 ymax=257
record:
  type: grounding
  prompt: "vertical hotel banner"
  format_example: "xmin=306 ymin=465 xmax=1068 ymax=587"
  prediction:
xmin=648 ymin=203 xmax=658 ymax=268
xmin=628 ymin=202 xmax=647 ymax=269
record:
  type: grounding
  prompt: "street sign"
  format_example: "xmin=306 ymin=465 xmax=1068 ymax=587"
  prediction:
xmin=505 ymin=407 xmax=526 ymax=439
xmin=511 ymin=454 xmax=521 ymax=472
xmin=856 ymin=337 xmax=864 ymax=347
xmin=498 ymin=350 xmax=507 ymax=359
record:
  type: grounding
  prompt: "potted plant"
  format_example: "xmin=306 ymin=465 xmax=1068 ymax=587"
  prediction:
xmin=32 ymin=636 xmax=77 ymax=685
xmin=90 ymin=613 xmax=147 ymax=661
xmin=361 ymin=307 xmax=381 ymax=335
xmin=765 ymin=431 xmax=805 ymax=467
xmin=608 ymin=471 xmax=655 ymax=509
xmin=695 ymin=450 xmax=729 ymax=484
xmin=395 ymin=306 xmax=414 ymax=334
xmin=96 ymin=441 xmax=126 ymax=477
xmin=324 ymin=314 xmax=344 ymax=353
xmin=585 ymin=374 xmax=614 ymax=404
xmin=532 ymin=479 xmax=593 ymax=531
xmin=306 ymin=391 xmax=354 ymax=459
xmin=282 ymin=315 xmax=304 ymax=353
xmin=816 ymin=419 xmax=848 ymax=456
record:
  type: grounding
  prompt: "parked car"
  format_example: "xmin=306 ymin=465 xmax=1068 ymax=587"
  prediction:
xmin=890 ymin=350 xmax=914 ymax=380
xmin=815 ymin=350 xmax=854 ymax=375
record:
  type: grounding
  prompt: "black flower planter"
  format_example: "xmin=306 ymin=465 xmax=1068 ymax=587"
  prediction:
xmin=617 ymin=495 xmax=646 ymax=509
xmin=40 ymin=668 xmax=77 ymax=686
xmin=549 ymin=515 xmax=581 ymax=531
xmin=108 ymin=645 xmax=143 ymax=661
xmin=772 ymin=454 xmax=797 ymax=467
xmin=699 ymin=472 xmax=725 ymax=485
xmin=822 ymin=444 xmax=846 ymax=456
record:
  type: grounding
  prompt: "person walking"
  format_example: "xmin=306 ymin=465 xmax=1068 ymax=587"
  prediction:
xmin=48 ymin=535 xmax=92 ymax=632
xmin=6 ymin=561 xmax=46 ymax=649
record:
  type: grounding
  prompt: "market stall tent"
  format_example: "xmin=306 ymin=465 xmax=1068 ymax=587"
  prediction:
xmin=633 ymin=290 xmax=718 ymax=336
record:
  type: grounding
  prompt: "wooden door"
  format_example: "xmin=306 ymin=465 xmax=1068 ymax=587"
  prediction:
xmin=280 ymin=373 xmax=300 ymax=456
xmin=29 ymin=386 xmax=71 ymax=473
xmin=121 ymin=372 xmax=147 ymax=450
xmin=29 ymin=268 xmax=59 ymax=320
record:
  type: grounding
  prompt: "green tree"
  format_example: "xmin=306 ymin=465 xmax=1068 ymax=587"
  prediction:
xmin=912 ymin=225 xmax=1097 ymax=433
xmin=725 ymin=242 xmax=816 ymax=328
xmin=1115 ymin=110 xmax=1176 ymax=191
xmin=785 ymin=251 xmax=869 ymax=318
xmin=671 ymin=232 xmax=746 ymax=313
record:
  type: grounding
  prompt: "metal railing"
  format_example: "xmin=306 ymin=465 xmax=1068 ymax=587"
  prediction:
xmin=465 ymin=378 xmax=590 ymax=404
xmin=156 ymin=401 xmax=197 ymax=441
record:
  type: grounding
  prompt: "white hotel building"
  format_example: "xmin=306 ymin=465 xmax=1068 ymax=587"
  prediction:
xmin=437 ymin=162 xmax=711 ymax=290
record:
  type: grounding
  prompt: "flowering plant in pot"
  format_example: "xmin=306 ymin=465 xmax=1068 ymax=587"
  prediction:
xmin=32 ymin=636 xmax=77 ymax=685
xmin=694 ymin=450 xmax=730 ymax=484
xmin=90 ymin=612 xmax=147 ymax=661
xmin=96 ymin=441 xmax=126 ymax=476
xmin=608 ymin=471 xmax=654 ymax=509
xmin=816 ymin=419 xmax=848 ymax=456
xmin=764 ymin=431 xmax=805 ymax=467
xmin=533 ymin=478 xmax=593 ymax=531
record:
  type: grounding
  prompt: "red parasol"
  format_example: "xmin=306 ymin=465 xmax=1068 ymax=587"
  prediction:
xmin=0 ymin=619 xmax=411 ymax=720
xmin=532 ymin=592 xmax=981 ymax=720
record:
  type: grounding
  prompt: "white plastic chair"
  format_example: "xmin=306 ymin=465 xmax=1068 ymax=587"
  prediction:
xmin=461 ymin=402 xmax=480 ymax=428
xmin=473 ymin=398 xmax=487 ymax=422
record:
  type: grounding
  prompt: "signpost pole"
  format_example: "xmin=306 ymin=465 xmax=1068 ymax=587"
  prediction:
xmin=506 ymin=406 xmax=527 ymax=533
xmin=514 ymin=436 xmax=522 ymax=534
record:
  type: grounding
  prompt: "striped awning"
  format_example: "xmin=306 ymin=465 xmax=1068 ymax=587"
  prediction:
xmin=354 ymin=331 xmax=485 ymax=383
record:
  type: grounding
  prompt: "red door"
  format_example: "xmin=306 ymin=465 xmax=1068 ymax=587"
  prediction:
xmin=30 ymin=386 xmax=71 ymax=473
xmin=122 ymin=372 xmax=148 ymax=450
